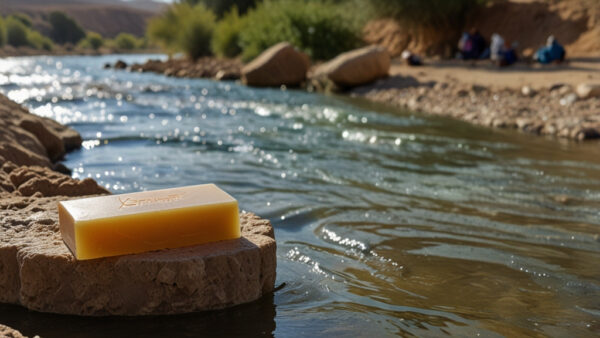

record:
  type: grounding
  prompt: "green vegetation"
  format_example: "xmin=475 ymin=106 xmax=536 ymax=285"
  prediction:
xmin=79 ymin=31 xmax=104 ymax=50
xmin=369 ymin=0 xmax=486 ymax=29
xmin=114 ymin=33 xmax=140 ymax=50
xmin=211 ymin=7 xmax=243 ymax=58
xmin=148 ymin=3 xmax=216 ymax=59
xmin=183 ymin=0 xmax=257 ymax=17
xmin=26 ymin=30 xmax=53 ymax=51
xmin=239 ymin=0 xmax=363 ymax=61
xmin=0 ymin=17 xmax=6 ymax=47
xmin=48 ymin=11 xmax=86 ymax=44
xmin=5 ymin=17 xmax=29 ymax=47
xmin=9 ymin=13 xmax=33 ymax=28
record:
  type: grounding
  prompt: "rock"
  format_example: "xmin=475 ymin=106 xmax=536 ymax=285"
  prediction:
xmin=0 ymin=324 xmax=27 ymax=338
xmin=114 ymin=60 xmax=128 ymax=69
xmin=576 ymin=83 xmax=600 ymax=99
xmin=103 ymin=63 xmax=111 ymax=69
xmin=215 ymin=70 xmax=240 ymax=81
xmin=549 ymin=83 xmax=566 ymax=92
xmin=521 ymin=86 xmax=536 ymax=97
xmin=4 ymin=164 xmax=109 ymax=197
xmin=559 ymin=93 xmax=578 ymax=106
xmin=242 ymin=42 xmax=310 ymax=87
xmin=471 ymin=84 xmax=488 ymax=94
xmin=0 ymin=194 xmax=276 ymax=315
xmin=0 ymin=94 xmax=81 ymax=168
xmin=315 ymin=45 xmax=390 ymax=88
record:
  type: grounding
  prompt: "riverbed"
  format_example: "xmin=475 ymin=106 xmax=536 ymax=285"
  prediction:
xmin=1 ymin=54 xmax=599 ymax=337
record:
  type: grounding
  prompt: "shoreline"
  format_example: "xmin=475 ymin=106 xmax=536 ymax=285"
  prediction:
xmin=5 ymin=51 xmax=599 ymax=142
xmin=126 ymin=55 xmax=600 ymax=142
xmin=350 ymin=59 xmax=600 ymax=141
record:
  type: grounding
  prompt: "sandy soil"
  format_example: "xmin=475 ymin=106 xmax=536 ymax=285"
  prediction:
xmin=391 ymin=57 xmax=600 ymax=91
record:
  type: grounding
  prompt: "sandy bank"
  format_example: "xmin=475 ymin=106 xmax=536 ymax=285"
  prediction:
xmin=351 ymin=59 xmax=600 ymax=140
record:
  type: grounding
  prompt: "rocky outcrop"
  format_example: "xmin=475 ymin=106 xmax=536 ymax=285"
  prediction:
xmin=0 ymin=162 xmax=109 ymax=196
xmin=242 ymin=42 xmax=310 ymax=87
xmin=0 ymin=94 xmax=82 ymax=168
xmin=315 ymin=45 xmax=390 ymax=88
xmin=0 ymin=196 xmax=276 ymax=315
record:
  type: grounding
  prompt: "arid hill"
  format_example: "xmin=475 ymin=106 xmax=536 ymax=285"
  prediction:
xmin=0 ymin=0 xmax=165 ymax=38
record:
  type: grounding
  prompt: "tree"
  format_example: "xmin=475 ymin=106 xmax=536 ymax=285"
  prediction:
xmin=49 ymin=11 xmax=86 ymax=44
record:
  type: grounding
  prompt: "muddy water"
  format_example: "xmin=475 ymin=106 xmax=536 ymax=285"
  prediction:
xmin=0 ymin=55 xmax=599 ymax=337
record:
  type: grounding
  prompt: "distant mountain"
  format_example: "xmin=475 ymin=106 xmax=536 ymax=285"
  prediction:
xmin=0 ymin=0 xmax=168 ymax=38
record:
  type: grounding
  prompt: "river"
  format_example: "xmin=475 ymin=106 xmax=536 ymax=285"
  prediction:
xmin=0 ymin=54 xmax=599 ymax=337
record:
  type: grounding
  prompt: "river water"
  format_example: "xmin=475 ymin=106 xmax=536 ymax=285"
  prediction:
xmin=0 ymin=54 xmax=599 ymax=337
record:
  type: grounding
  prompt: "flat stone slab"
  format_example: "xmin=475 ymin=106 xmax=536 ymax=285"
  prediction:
xmin=0 ymin=193 xmax=276 ymax=316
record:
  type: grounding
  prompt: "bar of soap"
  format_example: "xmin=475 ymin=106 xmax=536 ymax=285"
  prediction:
xmin=58 ymin=184 xmax=241 ymax=260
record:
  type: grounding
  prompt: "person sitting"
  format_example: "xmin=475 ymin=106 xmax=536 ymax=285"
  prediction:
xmin=490 ymin=34 xmax=518 ymax=67
xmin=457 ymin=28 xmax=487 ymax=60
xmin=401 ymin=50 xmax=422 ymax=66
xmin=534 ymin=36 xmax=566 ymax=64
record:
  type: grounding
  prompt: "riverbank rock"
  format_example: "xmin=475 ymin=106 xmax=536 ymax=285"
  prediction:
xmin=0 ymin=94 xmax=82 ymax=168
xmin=242 ymin=42 xmax=310 ymax=87
xmin=0 ymin=324 xmax=27 ymax=338
xmin=315 ymin=45 xmax=390 ymax=88
xmin=576 ymin=83 xmax=600 ymax=99
xmin=0 ymin=193 xmax=276 ymax=315
xmin=0 ymin=163 xmax=109 ymax=196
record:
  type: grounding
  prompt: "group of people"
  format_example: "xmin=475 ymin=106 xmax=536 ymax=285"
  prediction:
xmin=457 ymin=28 xmax=566 ymax=67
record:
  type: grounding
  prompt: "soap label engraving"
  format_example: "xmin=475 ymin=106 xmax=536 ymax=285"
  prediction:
xmin=118 ymin=193 xmax=184 ymax=209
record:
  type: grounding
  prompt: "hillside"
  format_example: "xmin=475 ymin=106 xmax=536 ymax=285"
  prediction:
xmin=0 ymin=0 xmax=165 ymax=38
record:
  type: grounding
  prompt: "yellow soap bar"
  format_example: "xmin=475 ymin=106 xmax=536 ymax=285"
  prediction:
xmin=58 ymin=184 xmax=241 ymax=260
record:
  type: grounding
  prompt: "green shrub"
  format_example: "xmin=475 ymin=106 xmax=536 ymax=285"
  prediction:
xmin=369 ymin=0 xmax=486 ymax=30
xmin=49 ymin=11 xmax=86 ymax=44
xmin=239 ymin=0 xmax=363 ymax=61
xmin=0 ymin=17 xmax=5 ymax=47
xmin=5 ymin=17 xmax=29 ymax=47
xmin=184 ymin=0 xmax=257 ymax=17
xmin=114 ymin=33 xmax=138 ymax=49
xmin=211 ymin=7 xmax=244 ymax=57
xmin=148 ymin=3 xmax=216 ymax=60
xmin=26 ymin=30 xmax=53 ymax=50
xmin=9 ymin=13 xmax=33 ymax=28
xmin=79 ymin=31 xmax=104 ymax=50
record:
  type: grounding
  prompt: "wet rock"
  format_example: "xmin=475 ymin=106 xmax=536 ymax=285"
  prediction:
xmin=0 ymin=324 xmax=27 ymax=338
xmin=315 ymin=45 xmax=390 ymax=88
xmin=576 ymin=83 xmax=600 ymax=99
xmin=114 ymin=60 xmax=128 ymax=69
xmin=103 ymin=63 xmax=111 ymax=69
xmin=242 ymin=42 xmax=310 ymax=87
xmin=215 ymin=70 xmax=240 ymax=81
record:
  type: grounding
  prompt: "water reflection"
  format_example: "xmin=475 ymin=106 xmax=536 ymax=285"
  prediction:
xmin=0 ymin=294 xmax=276 ymax=338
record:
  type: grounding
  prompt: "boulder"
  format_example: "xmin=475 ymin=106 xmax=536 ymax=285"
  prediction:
xmin=114 ymin=60 xmax=128 ymax=69
xmin=0 ymin=192 xmax=276 ymax=315
xmin=316 ymin=45 xmax=390 ymax=88
xmin=576 ymin=83 xmax=600 ymax=99
xmin=242 ymin=42 xmax=310 ymax=87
